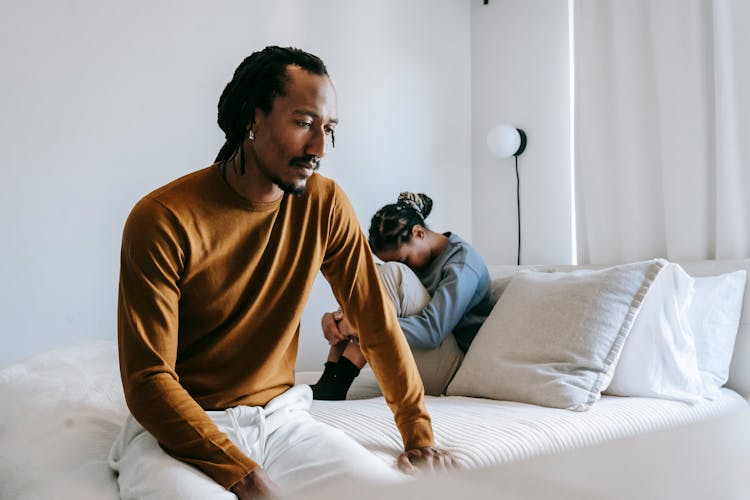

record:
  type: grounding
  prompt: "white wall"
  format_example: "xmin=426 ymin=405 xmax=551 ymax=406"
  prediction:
xmin=471 ymin=0 xmax=573 ymax=266
xmin=0 ymin=0 xmax=471 ymax=369
xmin=1 ymin=0 xmax=573 ymax=370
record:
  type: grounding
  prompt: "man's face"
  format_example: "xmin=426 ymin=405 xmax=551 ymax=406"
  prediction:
xmin=249 ymin=65 xmax=338 ymax=196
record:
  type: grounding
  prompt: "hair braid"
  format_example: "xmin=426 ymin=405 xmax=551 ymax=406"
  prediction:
xmin=368 ymin=192 xmax=433 ymax=252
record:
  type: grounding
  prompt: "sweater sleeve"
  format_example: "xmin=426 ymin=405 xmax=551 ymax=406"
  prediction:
xmin=117 ymin=197 xmax=257 ymax=490
xmin=320 ymin=184 xmax=434 ymax=451
xmin=398 ymin=262 xmax=481 ymax=349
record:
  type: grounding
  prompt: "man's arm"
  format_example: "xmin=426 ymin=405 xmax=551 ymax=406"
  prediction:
xmin=319 ymin=184 xmax=453 ymax=468
xmin=118 ymin=197 xmax=265 ymax=491
xmin=230 ymin=468 xmax=280 ymax=499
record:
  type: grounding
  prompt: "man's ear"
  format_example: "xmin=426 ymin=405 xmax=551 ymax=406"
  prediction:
xmin=250 ymin=107 xmax=266 ymax=134
xmin=411 ymin=225 xmax=426 ymax=240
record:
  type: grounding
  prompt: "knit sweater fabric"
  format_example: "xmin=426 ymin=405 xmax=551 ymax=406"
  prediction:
xmin=117 ymin=164 xmax=432 ymax=490
xmin=398 ymin=233 xmax=493 ymax=352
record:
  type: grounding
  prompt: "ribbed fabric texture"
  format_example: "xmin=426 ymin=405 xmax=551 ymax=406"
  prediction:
xmin=310 ymin=391 xmax=748 ymax=469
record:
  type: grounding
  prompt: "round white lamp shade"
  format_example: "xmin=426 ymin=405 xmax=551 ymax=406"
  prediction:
xmin=487 ymin=124 xmax=527 ymax=158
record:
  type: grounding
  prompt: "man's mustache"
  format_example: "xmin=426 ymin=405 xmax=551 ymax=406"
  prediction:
xmin=290 ymin=155 xmax=320 ymax=171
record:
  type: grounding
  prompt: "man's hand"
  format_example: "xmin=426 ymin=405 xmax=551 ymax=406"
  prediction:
xmin=398 ymin=446 xmax=457 ymax=474
xmin=230 ymin=467 xmax=280 ymax=500
xmin=321 ymin=310 xmax=358 ymax=345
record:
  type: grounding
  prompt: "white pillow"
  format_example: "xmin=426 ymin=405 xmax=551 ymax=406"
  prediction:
xmin=605 ymin=263 xmax=703 ymax=403
xmin=688 ymin=270 xmax=747 ymax=398
xmin=446 ymin=259 xmax=663 ymax=411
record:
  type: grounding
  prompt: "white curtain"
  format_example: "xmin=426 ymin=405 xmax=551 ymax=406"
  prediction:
xmin=574 ymin=0 xmax=750 ymax=264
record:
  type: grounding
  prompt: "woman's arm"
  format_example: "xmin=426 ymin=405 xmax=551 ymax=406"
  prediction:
xmin=398 ymin=263 xmax=482 ymax=349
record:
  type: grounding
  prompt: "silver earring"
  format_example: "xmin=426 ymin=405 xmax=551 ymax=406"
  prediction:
xmin=248 ymin=130 xmax=255 ymax=141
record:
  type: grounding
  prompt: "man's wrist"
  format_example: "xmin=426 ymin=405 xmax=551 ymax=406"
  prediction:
xmin=401 ymin=417 xmax=435 ymax=451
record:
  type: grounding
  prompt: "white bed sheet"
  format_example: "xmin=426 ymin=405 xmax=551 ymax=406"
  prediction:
xmin=297 ymin=407 xmax=750 ymax=500
xmin=311 ymin=390 xmax=748 ymax=470
xmin=1 ymin=341 xmax=747 ymax=500
xmin=0 ymin=341 xmax=124 ymax=500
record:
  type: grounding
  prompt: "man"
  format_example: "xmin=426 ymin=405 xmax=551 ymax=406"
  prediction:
xmin=109 ymin=46 xmax=454 ymax=500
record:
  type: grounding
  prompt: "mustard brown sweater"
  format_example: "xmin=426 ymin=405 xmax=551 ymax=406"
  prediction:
xmin=117 ymin=164 xmax=433 ymax=490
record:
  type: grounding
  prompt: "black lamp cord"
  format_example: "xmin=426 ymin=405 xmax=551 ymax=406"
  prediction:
xmin=515 ymin=155 xmax=521 ymax=266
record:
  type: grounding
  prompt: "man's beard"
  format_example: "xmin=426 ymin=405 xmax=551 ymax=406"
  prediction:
xmin=272 ymin=157 xmax=321 ymax=196
xmin=272 ymin=175 xmax=307 ymax=196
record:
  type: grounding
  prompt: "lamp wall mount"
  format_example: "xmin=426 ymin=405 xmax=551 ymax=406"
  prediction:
xmin=486 ymin=123 xmax=527 ymax=265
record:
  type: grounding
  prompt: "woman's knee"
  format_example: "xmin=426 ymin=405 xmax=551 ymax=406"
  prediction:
xmin=377 ymin=262 xmax=429 ymax=316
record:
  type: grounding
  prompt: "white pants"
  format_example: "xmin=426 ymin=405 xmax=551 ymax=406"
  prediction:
xmin=377 ymin=262 xmax=464 ymax=396
xmin=109 ymin=384 xmax=403 ymax=499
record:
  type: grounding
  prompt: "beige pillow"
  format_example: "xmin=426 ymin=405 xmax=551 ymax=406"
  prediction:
xmin=411 ymin=334 xmax=464 ymax=396
xmin=343 ymin=335 xmax=464 ymax=399
xmin=446 ymin=259 xmax=664 ymax=410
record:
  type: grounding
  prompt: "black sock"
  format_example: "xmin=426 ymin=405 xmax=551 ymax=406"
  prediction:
xmin=310 ymin=358 xmax=360 ymax=401
xmin=319 ymin=361 xmax=338 ymax=379
xmin=337 ymin=355 xmax=361 ymax=379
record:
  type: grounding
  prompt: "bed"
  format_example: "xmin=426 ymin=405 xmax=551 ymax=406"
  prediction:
xmin=1 ymin=259 xmax=749 ymax=499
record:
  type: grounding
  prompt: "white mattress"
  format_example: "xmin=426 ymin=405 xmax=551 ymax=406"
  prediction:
xmin=297 ymin=407 xmax=750 ymax=500
xmin=1 ymin=341 xmax=747 ymax=499
xmin=311 ymin=390 xmax=748 ymax=470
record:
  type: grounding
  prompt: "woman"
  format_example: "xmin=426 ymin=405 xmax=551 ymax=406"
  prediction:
xmin=311 ymin=192 xmax=494 ymax=400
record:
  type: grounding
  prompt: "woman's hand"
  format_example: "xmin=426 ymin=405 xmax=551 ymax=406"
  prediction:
xmin=321 ymin=310 xmax=358 ymax=345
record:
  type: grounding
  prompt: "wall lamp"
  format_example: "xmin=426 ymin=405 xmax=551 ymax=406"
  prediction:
xmin=487 ymin=124 xmax=527 ymax=265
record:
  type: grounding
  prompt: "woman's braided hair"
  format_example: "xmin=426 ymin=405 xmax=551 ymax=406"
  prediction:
xmin=215 ymin=46 xmax=329 ymax=174
xmin=368 ymin=192 xmax=433 ymax=252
